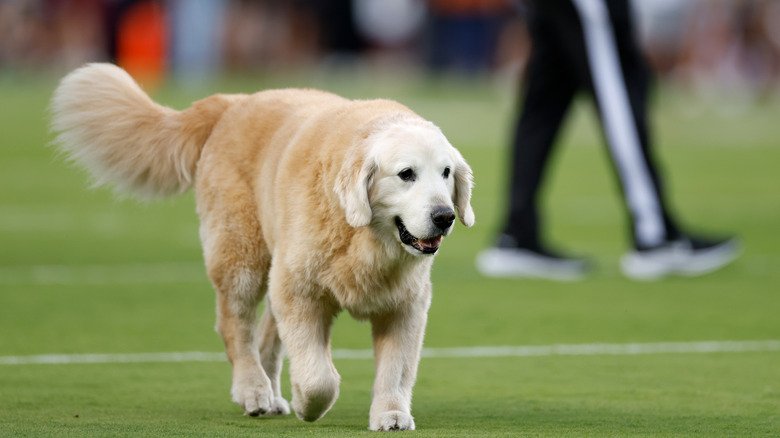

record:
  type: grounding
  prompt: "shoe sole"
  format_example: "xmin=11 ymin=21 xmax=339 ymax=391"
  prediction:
xmin=621 ymin=239 xmax=740 ymax=281
xmin=476 ymin=249 xmax=589 ymax=281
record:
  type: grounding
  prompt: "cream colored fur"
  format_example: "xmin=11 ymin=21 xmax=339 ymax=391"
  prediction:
xmin=51 ymin=63 xmax=475 ymax=431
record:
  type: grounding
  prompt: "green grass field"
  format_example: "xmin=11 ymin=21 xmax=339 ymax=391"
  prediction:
xmin=1 ymin=71 xmax=779 ymax=437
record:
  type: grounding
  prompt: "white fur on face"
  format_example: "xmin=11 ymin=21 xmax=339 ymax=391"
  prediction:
xmin=367 ymin=122 xmax=461 ymax=255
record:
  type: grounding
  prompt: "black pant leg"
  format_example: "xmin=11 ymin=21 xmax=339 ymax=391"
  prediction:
xmin=501 ymin=4 xmax=578 ymax=248
xmin=562 ymin=0 xmax=678 ymax=249
xmin=606 ymin=0 xmax=680 ymax=244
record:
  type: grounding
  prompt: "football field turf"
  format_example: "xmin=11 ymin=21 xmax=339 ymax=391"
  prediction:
xmin=1 ymin=72 xmax=778 ymax=436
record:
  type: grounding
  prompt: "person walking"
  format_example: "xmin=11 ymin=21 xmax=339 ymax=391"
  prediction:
xmin=476 ymin=0 xmax=739 ymax=280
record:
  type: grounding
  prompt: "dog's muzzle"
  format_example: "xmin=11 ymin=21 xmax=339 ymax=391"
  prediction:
xmin=395 ymin=216 xmax=447 ymax=254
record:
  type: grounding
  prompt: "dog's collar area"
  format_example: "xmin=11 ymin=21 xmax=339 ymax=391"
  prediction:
xmin=395 ymin=217 xmax=441 ymax=254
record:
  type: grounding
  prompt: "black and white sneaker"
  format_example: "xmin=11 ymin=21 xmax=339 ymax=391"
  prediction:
xmin=476 ymin=235 xmax=591 ymax=281
xmin=620 ymin=235 xmax=740 ymax=281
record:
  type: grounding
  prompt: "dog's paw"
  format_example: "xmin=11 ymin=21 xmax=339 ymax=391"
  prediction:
xmin=369 ymin=410 xmax=415 ymax=431
xmin=290 ymin=374 xmax=340 ymax=422
xmin=231 ymin=375 xmax=274 ymax=417
xmin=268 ymin=396 xmax=291 ymax=416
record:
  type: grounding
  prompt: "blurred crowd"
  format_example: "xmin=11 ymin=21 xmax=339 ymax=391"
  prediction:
xmin=1 ymin=0 xmax=780 ymax=98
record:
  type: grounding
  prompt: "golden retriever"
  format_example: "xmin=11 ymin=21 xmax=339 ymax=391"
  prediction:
xmin=51 ymin=63 xmax=474 ymax=431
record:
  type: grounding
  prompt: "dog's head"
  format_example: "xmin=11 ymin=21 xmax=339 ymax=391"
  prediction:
xmin=335 ymin=113 xmax=474 ymax=256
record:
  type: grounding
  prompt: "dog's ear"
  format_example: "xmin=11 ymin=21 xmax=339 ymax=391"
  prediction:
xmin=452 ymin=149 xmax=475 ymax=227
xmin=335 ymin=145 xmax=376 ymax=228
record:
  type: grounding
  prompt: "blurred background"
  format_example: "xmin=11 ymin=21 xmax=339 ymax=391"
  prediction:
xmin=2 ymin=0 xmax=780 ymax=301
xmin=1 ymin=1 xmax=779 ymax=289
xmin=1 ymin=0 xmax=780 ymax=100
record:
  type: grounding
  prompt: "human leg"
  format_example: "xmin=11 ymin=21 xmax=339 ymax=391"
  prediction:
xmin=569 ymin=0 xmax=738 ymax=278
xmin=477 ymin=2 xmax=590 ymax=280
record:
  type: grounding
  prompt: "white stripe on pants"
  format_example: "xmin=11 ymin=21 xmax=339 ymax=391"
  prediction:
xmin=570 ymin=0 xmax=665 ymax=247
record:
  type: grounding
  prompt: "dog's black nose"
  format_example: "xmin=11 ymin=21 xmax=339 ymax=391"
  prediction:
xmin=431 ymin=207 xmax=455 ymax=230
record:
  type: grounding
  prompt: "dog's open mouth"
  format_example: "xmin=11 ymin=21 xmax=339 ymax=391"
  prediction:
xmin=395 ymin=217 xmax=442 ymax=254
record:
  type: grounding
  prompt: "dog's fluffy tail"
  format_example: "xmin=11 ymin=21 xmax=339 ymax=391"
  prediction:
xmin=51 ymin=63 xmax=238 ymax=198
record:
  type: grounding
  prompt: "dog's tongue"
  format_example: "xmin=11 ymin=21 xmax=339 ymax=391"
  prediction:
xmin=419 ymin=235 xmax=442 ymax=249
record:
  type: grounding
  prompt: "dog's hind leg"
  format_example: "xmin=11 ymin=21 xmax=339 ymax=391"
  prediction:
xmin=210 ymin=263 xmax=273 ymax=417
xmin=257 ymin=300 xmax=290 ymax=415
xmin=201 ymin=205 xmax=277 ymax=417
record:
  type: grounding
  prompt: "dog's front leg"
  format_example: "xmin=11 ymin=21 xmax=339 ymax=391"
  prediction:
xmin=269 ymin=271 xmax=340 ymax=422
xmin=368 ymin=290 xmax=431 ymax=431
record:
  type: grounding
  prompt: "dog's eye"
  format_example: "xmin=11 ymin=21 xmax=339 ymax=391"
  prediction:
xmin=398 ymin=168 xmax=416 ymax=182
xmin=442 ymin=167 xmax=451 ymax=179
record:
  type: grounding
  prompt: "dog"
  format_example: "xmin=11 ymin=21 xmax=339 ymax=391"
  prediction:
xmin=51 ymin=63 xmax=474 ymax=431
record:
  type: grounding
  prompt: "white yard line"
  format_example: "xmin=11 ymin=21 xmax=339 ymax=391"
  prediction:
xmin=0 ymin=262 xmax=207 ymax=285
xmin=2 ymin=340 xmax=778 ymax=365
